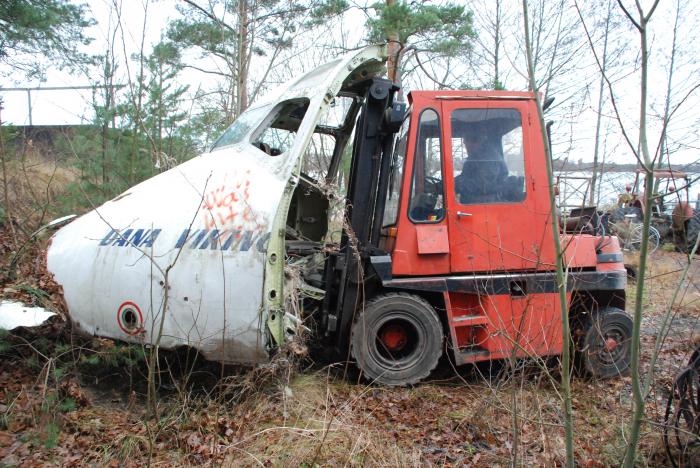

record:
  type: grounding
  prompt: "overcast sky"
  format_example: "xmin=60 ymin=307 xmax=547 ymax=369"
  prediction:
xmin=0 ymin=0 xmax=174 ymax=126
xmin=1 ymin=0 xmax=698 ymax=168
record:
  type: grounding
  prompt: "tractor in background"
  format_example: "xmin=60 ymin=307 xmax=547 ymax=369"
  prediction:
xmin=612 ymin=169 xmax=699 ymax=252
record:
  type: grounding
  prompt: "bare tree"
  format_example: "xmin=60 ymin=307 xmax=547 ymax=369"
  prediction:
xmin=171 ymin=0 xmax=325 ymax=123
xmin=589 ymin=0 xmax=614 ymax=205
xmin=573 ymin=0 xmax=700 ymax=463
xmin=522 ymin=1 xmax=575 ymax=466
xmin=93 ymin=6 xmax=120 ymax=189
xmin=0 ymin=102 xmax=17 ymax=247
xmin=470 ymin=0 xmax=509 ymax=89
xmin=656 ymin=0 xmax=681 ymax=173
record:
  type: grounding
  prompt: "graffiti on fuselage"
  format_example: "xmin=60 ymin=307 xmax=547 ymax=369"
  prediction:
xmin=98 ymin=228 xmax=270 ymax=253
xmin=200 ymin=173 xmax=259 ymax=230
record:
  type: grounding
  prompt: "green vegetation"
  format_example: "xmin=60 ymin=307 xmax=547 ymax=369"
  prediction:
xmin=0 ymin=0 xmax=93 ymax=78
xmin=367 ymin=1 xmax=475 ymax=54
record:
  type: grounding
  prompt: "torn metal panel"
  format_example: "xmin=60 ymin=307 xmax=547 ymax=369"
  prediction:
xmin=0 ymin=301 xmax=56 ymax=330
xmin=46 ymin=45 xmax=388 ymax=365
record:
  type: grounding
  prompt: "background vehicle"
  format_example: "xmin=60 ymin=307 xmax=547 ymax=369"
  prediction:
xmin=612 ymin=169 xmax=699 ymax=252
xmin=607 ymin=212 xmax=661 ymax=253
xmin=47 ymin=46 xmax=632 ymax=386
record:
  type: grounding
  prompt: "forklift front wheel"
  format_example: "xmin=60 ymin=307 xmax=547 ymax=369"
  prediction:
xmin=351 ymin=293 xmax=443 ymax=386
xmin=579 ymin=307 xmax=633 ymax=378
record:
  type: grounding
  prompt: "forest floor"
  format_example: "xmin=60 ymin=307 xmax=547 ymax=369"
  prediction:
xmin=1 ymin=231 xmax=699 ymax=467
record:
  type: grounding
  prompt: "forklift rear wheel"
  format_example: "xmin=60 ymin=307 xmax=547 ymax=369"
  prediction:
xmin=579 ymin=307 xmax=633 ymax=378
xmin=351 ymin=293 xmax=443 ymax=386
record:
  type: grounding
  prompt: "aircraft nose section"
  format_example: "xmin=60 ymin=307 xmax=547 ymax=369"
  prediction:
xmin=46 ymin=149 xmax=285 ymax=364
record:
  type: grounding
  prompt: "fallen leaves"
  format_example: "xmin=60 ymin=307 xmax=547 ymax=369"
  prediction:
xmin=1 ymin=238 xmax=699 ymax=465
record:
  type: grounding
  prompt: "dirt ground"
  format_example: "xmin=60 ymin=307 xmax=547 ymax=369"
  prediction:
xmin=1 ymin=240 xmax=699 ymax=466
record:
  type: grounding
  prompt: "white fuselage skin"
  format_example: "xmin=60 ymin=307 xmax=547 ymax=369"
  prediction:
xmin=47 ymin=144 xmax=285 ymax=363
xmin=47 ymin=46 xmax=388 ymax=363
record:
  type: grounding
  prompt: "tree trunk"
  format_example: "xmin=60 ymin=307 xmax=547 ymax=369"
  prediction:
xmin=623 ymin=3 xmax=659 ymax=464
xmin=0 ymin=105 xmax=18 ymax=247
xmin=130 ymin=1 xmax=149 ymax=186
xmin=385 ymin=0 xmax=401 ymax=84
xmin=494 ymin=0 xmax=501 ymax=87
xmin=589 ymin=0 xmax=612 ymax=206
xmin=522 ymin=1 xmax=574 ymax=466
xmin=101 ymin=53 xmax=113 ymax=187
xmin=236 ymin=0 xmax=249 ymax=116
xmin=655 ymin=0 xmax=680 ymax=186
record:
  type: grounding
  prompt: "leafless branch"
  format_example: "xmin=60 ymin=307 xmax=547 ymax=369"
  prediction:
xmin=574 ymin=0 xmax=647 ymax=171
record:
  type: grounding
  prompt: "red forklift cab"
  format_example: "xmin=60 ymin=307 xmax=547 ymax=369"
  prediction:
xmin=340 ymin=88 xmax=629 ymax=385
xmin=387 ymin=91 xmax=557 ymax=276
xmin=375 ymin=91 xmax=566 ymax=368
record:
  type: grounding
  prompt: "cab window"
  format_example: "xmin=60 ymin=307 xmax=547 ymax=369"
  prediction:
xmin=302 ymin=132 xmax=335 ymax=181
xmin=409 ymin=109 xmax=444 ymax=222
xmin=382 ymin=115 xmax=410 ymax=227
xmin=451 ymin=108 xmax=525 ymax=205
xmin=211 ymin=105 xmax=272 ymax=150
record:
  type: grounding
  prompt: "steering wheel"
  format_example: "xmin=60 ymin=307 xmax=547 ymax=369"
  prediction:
xmin=409 ymin=176 xmax=444 ymax=221
xmin=424 ymin=176 xmax=443 ymax=195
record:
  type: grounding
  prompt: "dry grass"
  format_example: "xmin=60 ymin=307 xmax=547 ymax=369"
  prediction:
xmin=1 ymin=243 xmax=699 ymax=466
xmin=1 ymin=147 xmax=76 ymax=231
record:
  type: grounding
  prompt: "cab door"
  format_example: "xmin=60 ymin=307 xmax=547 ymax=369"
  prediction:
xmin=442 ymin=98 xmax=555 ymax=273
xmin=388 ymin=100 xmax=452 ymax=276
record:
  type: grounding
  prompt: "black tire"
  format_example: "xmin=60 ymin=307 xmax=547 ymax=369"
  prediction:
xmin=686 ymin=210 xmax=700 ymax=253
xmin=663 ymin=347 xmax=700 ymax=467
xmin=350 ymin=293 xmax=443 ymax=386
xmin=577 ymin=307 xmax=633 ymax=378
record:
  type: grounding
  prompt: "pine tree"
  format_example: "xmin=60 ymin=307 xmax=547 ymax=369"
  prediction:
xmin=0 ymin=0 xmax=93 ymax=78
xmin=143 ymin=42 xmax=193 ymax=168
xmin=366 ymin=1 xmax=476 ymax=83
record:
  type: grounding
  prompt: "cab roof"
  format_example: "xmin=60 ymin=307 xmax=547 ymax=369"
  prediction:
xmin=408 ymin=90 xmax=536 ymax=101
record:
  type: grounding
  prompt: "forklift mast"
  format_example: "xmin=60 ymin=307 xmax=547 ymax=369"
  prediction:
xmin=322 ymin=77 xmax=403 ymax=352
